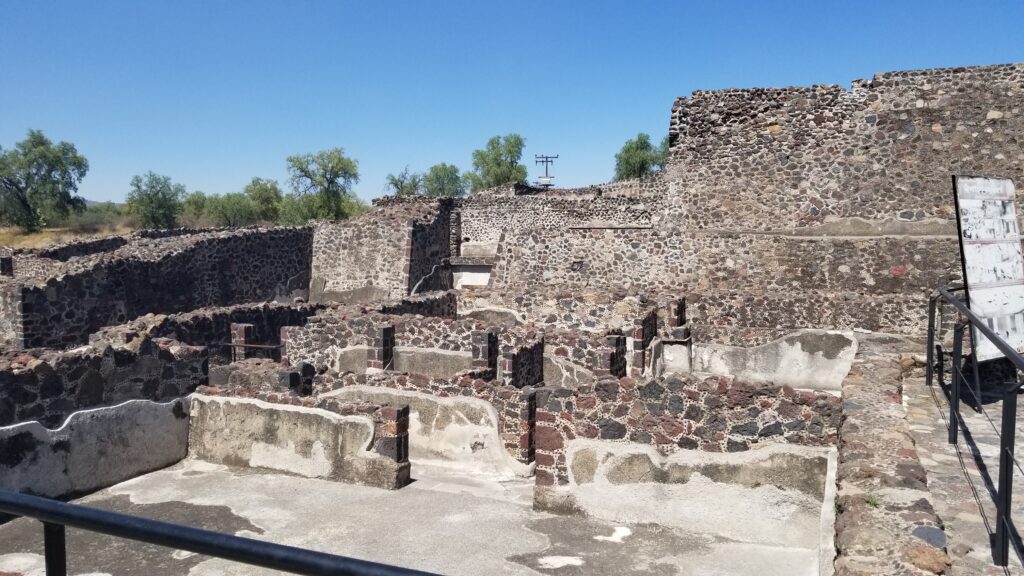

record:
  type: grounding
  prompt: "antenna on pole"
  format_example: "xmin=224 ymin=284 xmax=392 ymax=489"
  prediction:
xmin=534 ymin=155 xmax=558 ymax=189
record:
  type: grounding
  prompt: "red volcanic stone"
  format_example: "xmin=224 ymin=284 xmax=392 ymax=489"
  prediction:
xmin=897 ymin=448 xmax=919 ymax=459
xmin=661 ymin=418 xmax=688 ymax=437
xmin=537 ymin=411 xmax=557 ymax=422
xmin=577 ymin=396 xmax=597 ymax=410
xmin=535 ymin=469 xmax=555 ymax=486
xmin=535 ymin=425 xmax=564 ymax=450
xmin=535 ymin=452 xmax=555 ymax=467
xmin=890 ymin=264 xmax=907 ymax=277
xmin=577 ymin=422 xmax=599 ymax=438
xmin=612 ymin=404 xmax=629 ymax=417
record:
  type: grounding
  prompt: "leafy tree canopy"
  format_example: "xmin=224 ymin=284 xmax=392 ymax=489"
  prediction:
xmin=384 ymin=167 xmax=422 ymax=197
xmin=613 ymin=133 xmax=669 ymax=181
xmin=126 ymin=172 xmax=185 ymax=229
xmin=0 ymin=130 xmax=89 ymax=232
xmin=181 ymin=191 xmax=207 ymax=220
xmin=422 ymin=163 xmax=466 ymax=198
xmin=286 ymin=148 xmax=359 ymax=220
xmin=465 ymin=134 xmax=527 ymax=193
xmin=206 ymin=192 xmax=258 ymax=227
xmin=243 ymin=177 xmax=283 ymax=222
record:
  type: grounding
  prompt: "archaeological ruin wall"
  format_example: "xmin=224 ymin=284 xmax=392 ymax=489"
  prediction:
xmin=310 ymin=198 xmax=454 ymax=304
xmin=0 ymin=227 xmax=313 ymax=349
xmin=454 ymin=63 xmax=1024 ymax=345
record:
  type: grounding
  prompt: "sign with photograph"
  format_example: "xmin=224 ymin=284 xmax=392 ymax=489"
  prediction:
xmin=953 ymin=176 xmax=1024 ymax=362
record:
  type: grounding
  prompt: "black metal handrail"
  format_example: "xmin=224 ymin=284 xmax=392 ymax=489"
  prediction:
xmin=927 ymin=287 xmax=1024 ymax=567
xmin=0 ymin=490 xmax=437 ymax=576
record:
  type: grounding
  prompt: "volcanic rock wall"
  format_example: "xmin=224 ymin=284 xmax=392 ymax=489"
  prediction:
xmin=458 ymin=63 xmax=1024 ymax=345
xmin=310 ymin=198 xmax=453 ymax=304
xmin=1 ymin=227 xmax=312 ymax=350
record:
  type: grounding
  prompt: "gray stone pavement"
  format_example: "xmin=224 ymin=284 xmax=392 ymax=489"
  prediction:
xmin=904 ymin=373 xmax=1024 ymax=575
xmin=0 ymin=459 xmax=823 ymax=576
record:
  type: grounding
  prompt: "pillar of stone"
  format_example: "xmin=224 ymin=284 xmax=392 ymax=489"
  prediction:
xmin=593 ymin=335 xmax=626 ymax=378
xmin=230 ymin=323 xmax=255 ymax=362
xmin=367 ymin=324 xmax=395 ymax=371
xmin=374 ymin=404 xmax=410 ymax=463
xmin=668 ymin=298 xmax=686 ymax=328
xmin=630 ymin=324 xmax=647 ymax=378
xmin=0 ymin=254 xmax=12 ymax=277
xmin=471 ymin=329 xmax=498 ymax=372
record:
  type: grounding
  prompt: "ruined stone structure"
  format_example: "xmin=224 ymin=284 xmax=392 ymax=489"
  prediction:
xmin=2 ymin=62 xmax=1023 ymax=575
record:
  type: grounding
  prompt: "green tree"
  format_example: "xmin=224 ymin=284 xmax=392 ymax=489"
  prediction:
xmin=181 ymin=190 xmax=208 ymax=225
xmin=614 ymin=133 xmax=668 ymax=181
xmin=0 ymin=130 xmax=89 ymax=232
xmin=243 ymin=177 xmax=283 ymax=222
xmin=422 ymin=163 xmax=466 ymax=198
xmin=465 ymin=134 xmax=527 ymax=193
xmin=277 ymin=192 xmax=320 ymax=226
xmin=286 ymin=148 xmax=359 ymax=220
xmin=205 ymin=192 xmax=257 ymax=227
xmin=384 ymin=167 xmax=422 ymax=197
xmin=126 ymin=172 xmax=185 ymax=229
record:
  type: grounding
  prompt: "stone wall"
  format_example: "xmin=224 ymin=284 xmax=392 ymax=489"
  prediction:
xmin=0 ymin=283 xmax=21 ymax=350
xmin=35 ymin=236 xmax=128 ymax=261
xmin=533 ymin=374 xmax=841 ymax=491
xmin=315 ymin=370 xmax=537 ymax=464
xmin=91 ymin=302 xmax=322 ymax=364
xmin=451 ymin=64 xmax=1023 ymax=346
xmin=310 ymin=198 xmax=453 ymax=304
xmin=459 ymin=180 xmax=660 ymax=245
xmin=0 ymin=336 xmax=208 ymax=428
xmin=3 ymin=227 xmax=312 ymax=349
xmin=0 ymin=398 xmax=190 ymax=499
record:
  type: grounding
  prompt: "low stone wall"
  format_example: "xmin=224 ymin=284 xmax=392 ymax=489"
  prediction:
xmin=379 ymin=290 xmax=457 ymax=318
xmin=0 ymin=398 xmax=189 ymax=498
xmin=0 ymin=336 xmax=207 ymax=428
xmin=91 ymin=302 xmax=322 ymax=364
xmin=833 ymin=357 xmax=950 ymax=575
xmin=692 ymin=329 xmax=858 ymax=392
xmin=35 ymin=235 xmax=128 ymax=261
xmin=6 ymin=227 xmax=313 ymax=349
xmin=316 ymin=370 xmax=536 ymax=465
xmin=533 ymin=374 xmax=841 ymax=500
xmin=549 ymin=440 xmax=835 ymax=557
xmin=189 ymin=394 xmax=410 ymax=490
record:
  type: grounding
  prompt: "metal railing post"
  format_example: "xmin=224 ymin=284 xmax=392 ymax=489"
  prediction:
xmin=926 ymin=296 xmax=937 ymax=387
xmin=43 ymin=521 xmax=66 ymax=576
xmin=995 ymin=387 xmax=1018 ymax=567
xmin=950 ymin=322 xmax=964 ymax=445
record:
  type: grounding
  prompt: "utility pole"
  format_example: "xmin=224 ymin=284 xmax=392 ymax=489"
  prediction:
xmin=535 ymin=155 xmax=558 ymax=188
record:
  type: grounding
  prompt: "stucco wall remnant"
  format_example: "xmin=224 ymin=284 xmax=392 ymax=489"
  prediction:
xmin=189 ymin=394 xmax=410 ymax=490
xmin=0 ymin=398 xmax=189 ymax=499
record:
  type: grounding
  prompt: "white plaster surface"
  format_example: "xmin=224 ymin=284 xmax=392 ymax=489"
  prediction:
xmin=691 ymin=329 xmax=857 ymax=391
xmin=322 ymin=385 xmax=531 ymax=480
xmin=0 ymin=399 xmax=189 ymax=498
xmin=188 ymin=395 xmax=381 ymax=481
xmin=562 ymin=440 xmax=836 ymax=572
xmin=663 ymin=342 xmax=692 ymax=374
xmin=453 ymin=269 xmax=492 ymax=288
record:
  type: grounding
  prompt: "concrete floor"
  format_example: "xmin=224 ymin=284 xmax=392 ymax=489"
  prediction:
xmin=0 ymin=459 xmax=821 ymax=576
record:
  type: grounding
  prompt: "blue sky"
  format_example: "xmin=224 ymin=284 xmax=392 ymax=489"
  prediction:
xmin=2 ymin=1 xmax=1023 ymax=203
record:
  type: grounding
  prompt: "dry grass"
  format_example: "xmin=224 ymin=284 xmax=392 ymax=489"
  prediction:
xmin=0 ymin=226 xmax=135 ymax=249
